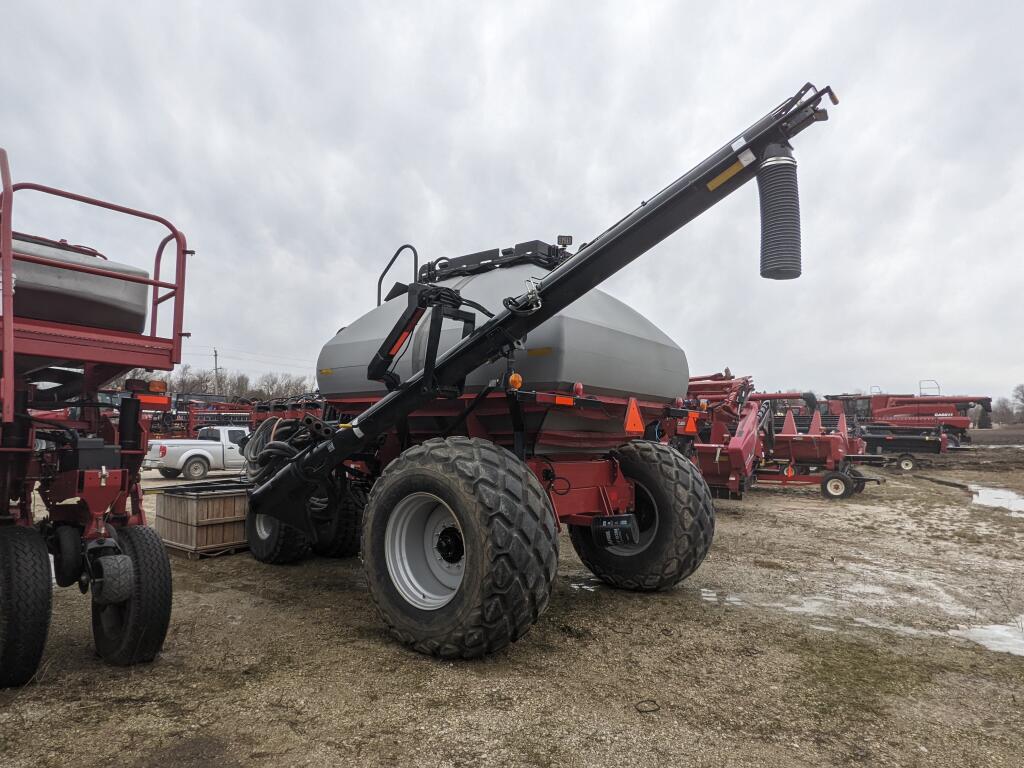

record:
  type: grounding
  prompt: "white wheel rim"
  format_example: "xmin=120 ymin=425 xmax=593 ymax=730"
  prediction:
xmin=901 ymin=459 xmax=913 ymax=471
xmin=254 ymin=513 xmax=272 ymax=540
xmin=607 ymin=482 xmax=659 ymax=556
xmin=385 ymin=493 xmax=465 ymax=610
xmin=827 ymin=478 xmax=846 ymax=496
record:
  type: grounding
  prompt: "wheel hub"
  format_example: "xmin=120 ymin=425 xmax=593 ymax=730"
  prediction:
xmin=435 ymin=526 xmax=464 ymax=564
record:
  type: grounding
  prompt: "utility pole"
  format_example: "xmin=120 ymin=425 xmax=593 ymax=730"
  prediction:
xmin=213 ymin=348 xmax=220 ymax=395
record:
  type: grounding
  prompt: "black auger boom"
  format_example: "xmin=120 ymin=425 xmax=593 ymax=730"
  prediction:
xmin=250 ymin=82 xmax=838 ymax=532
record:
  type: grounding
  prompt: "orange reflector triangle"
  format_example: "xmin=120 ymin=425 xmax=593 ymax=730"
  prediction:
xmin=624 ymin=397 xmax=645 ymax=435
xmin=683 ymin=412 xmax=700 ymax=434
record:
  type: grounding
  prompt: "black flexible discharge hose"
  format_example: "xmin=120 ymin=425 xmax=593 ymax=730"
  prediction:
xmin=757 ymin=143 xmax=801 ymax=279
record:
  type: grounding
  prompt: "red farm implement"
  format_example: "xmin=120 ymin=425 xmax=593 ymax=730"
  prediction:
xmin=822 ymin=391 xmax=991 ymax=446
xmin=240 ymin=84 xmax=839 ymax=657
xmin=149 ymin=398 xmax=254 ymax=438
xmin=755 ymin=404 xmax=882 ymax=499
xmin=673 ymin=374 xmax=882 ymax=500
xmin=0 ymin=147 xmax=188 ymax=686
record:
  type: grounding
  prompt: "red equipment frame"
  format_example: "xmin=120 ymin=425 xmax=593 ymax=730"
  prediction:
xmin=324 ymin=383 xmax=696 ymax=528
xmin=0 ymin=147 xmax=189 ymax=535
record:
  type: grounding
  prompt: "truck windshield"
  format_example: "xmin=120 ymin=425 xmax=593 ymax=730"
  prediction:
xmin=197 ymin=428 xmax=219 ymax=441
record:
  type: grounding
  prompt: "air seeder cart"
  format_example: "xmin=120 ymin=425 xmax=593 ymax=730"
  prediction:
xmin=243 ymin=83 xmax=838 ymax=658
xmin=0 ymin=149 xmax=188 ymax=686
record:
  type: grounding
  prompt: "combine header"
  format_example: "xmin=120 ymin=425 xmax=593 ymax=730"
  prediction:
xmin=0 ymin=148 xmax=188 ymax=686
xmin=674 ymin=374 xmax=881 ymax=500
xmin=245 ymin=83 xmax=838 ymax=658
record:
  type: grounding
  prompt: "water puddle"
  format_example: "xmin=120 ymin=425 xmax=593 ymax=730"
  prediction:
xmin=949 ymin=617 xmax=1024 ymax=657
xmin=969 ymin=485 xmax=1024 ymax=516
xmin=699 ymin=588 xmax=744 ymax=606
xmin=569 ymin=576 xmax=604 ymax=593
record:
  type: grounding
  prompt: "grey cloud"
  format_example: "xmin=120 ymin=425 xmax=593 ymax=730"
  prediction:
xmin=2 ymin=0 xmax=1021 ymax=397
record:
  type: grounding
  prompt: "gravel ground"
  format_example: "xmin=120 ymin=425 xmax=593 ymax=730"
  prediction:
xmin=2 ymin=443 xmax=1023 ymax=767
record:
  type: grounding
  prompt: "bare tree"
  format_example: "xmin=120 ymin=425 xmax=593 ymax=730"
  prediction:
xmin=102 ymin=365 xmax=311 ymax=401
xmin=1013 ymin=384 xmax=1024 ymax=413
xmin=992 ymin=397 xmax=1017 ymax=425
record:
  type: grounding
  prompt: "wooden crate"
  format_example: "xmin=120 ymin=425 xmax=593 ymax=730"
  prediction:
xmin=154 ymin=481 xmax=250 ymax=558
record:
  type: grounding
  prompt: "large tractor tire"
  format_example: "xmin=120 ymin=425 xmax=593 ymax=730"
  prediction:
xmin=0 ymin=525 xmax=53 ymax=687
xmin=568 ymin=440 xmax=715 ymax=591
xmin=246 ymin=508 xmax=310 ymax=564
xmin=312 ymin=486 xmax=367 ymax=558
xmin=91 ymin=526 xmax=172 ymax=666
xmin=362 ymin=437 xmax=558 ymax=658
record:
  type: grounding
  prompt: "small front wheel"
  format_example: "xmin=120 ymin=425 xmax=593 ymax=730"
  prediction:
xmin=821 ymin=471 xmax=853 ymax=500
xmin=91 ymin=526 xmax=172 ymax=666
xmin=362 ymin=437 xmax=558 ymax=658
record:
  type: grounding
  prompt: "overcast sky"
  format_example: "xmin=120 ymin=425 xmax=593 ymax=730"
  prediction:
xmin=3 ymin=1 xmax=1021 ymax=399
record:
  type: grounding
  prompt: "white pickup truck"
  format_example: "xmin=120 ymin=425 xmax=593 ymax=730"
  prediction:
xmin=144 ymin=425 xmax=249 ymax=480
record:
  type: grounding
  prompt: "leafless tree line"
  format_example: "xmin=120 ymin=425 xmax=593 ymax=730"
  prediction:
xmin=113 ymin=364 xmax=313 ymax=401
xmin=992 ymin=384 xmax=1024 ymax=425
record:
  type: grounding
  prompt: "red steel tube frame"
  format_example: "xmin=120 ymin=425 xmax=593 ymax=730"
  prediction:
xmin=0 ymin=147 xmax=189 ymax=421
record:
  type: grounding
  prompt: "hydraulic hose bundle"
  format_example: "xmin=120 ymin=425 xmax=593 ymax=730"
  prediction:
xmin=243 ymin=417 xmax=321 ymax=486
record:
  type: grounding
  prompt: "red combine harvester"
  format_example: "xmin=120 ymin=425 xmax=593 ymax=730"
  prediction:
xmin=674 ymin=374 xmax=881 ymax=500
xmin=822 ymin=391 xmax=991 ymax=446
xmin=0 ymin=148 xmax=188 ymax=686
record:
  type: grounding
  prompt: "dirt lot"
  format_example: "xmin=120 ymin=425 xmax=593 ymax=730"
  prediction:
xmin=2 ymin=437 xmax=1023 ymax=767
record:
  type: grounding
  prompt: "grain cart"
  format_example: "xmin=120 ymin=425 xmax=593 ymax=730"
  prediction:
xmin=246 ymin=83 xmax=838 ymax=658
xmin=0 ymin=149 xmax=188 ymax=686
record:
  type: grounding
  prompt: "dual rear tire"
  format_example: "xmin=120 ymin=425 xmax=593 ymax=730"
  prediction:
xmin=1 ymin=524 xmax=172 ymax=688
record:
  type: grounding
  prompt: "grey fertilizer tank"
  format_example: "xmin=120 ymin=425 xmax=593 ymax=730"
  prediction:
xmin=317 ymin=257 xmax=688 ymax=402
xmin=12 ymin=235 xmax=149 ymax=334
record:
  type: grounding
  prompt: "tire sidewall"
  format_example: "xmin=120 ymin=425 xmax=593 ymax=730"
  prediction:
xmin=572 ymin=452 xmax=678 ymax=573
xmin=184 ymin=458 xmax=208 ymax=480
xmin=91 ymin=526 xmax=171 ymax=663
xmin=363 ymin=466 xmax=488 ymax=639
xmin=246 ymin=509 xmax=281 ymax=559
